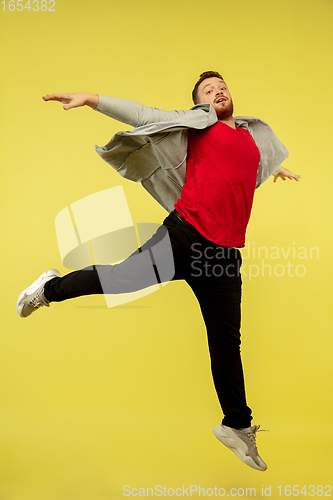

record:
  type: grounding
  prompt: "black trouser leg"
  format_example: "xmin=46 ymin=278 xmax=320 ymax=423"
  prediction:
xmin=44 ymin=266 xmax=103 ymax=302
xmin=44 ymin=218 xmax=180 ymax=302
xmin=186 ymin=274 xmax=252 ymax=429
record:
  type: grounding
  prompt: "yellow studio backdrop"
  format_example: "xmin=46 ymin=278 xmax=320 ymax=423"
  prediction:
xmin=0 ymin=0 xmax=332 ymax=498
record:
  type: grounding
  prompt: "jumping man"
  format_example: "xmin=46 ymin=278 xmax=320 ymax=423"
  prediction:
xmin=17 ymin=71 xmax=300 ymax=471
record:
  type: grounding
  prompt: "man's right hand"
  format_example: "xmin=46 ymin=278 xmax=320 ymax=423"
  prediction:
xmin=42 ymin=93 xmax=99 ymax=110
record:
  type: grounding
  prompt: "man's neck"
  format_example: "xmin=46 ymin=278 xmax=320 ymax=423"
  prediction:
xmin=218 ymin=116 xmax=236 ymax=129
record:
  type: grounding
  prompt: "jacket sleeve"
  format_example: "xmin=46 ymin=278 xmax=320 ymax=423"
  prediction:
xmin=255 ymin=162 xmax=282 ymax=189
xmin=236 ymin=117 xmax=289 ymax=189
xmin=94 ymin=95 xmax=192 ymax=128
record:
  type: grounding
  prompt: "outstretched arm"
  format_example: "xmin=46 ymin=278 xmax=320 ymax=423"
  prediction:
xmin=273 ymin=166 xmax=300 ymax=183
xmin=42 ymin=92 xmax=195 ymax=128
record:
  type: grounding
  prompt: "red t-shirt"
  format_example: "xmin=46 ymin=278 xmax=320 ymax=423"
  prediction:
xmin=174 ymin=122 xmax=260 ymax=248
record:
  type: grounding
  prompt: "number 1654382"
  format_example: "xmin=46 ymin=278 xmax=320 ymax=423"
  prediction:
xmin=1 ymin=0 xmax=55 ymax=11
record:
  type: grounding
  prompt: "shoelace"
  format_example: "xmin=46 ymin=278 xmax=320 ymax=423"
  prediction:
xmin=241 ymin=425 xmax=269 ymax=452
xmin=29 ymin=288 xmax=49 ymax=309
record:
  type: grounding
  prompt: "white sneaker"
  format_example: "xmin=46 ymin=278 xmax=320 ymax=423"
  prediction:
xmin=17 ymin=269 xmax=61 ymax=318
xmin=213 ymin=424 xmax=267 ymax=471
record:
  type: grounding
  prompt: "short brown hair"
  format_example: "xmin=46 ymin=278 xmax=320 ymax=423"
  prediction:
xmin=192 ymin=71 xmax=224 ymax=104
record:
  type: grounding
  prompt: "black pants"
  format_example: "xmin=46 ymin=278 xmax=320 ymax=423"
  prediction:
xmin=44 ymin=210 xmax=252 ymax=428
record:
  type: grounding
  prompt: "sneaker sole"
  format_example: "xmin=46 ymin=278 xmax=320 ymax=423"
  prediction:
xmin=213 ymin=425 xmax=267 ymax=471
xmin=17 ymin=269 xmax=61 ymax=317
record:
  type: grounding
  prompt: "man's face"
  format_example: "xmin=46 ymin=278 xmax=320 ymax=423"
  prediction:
xmin=196 ymin=77 xmax=234 ymax=120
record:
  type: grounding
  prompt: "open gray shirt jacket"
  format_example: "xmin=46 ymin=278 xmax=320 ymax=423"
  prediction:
xmin=94 ymin=95 xmax=289 ymax=213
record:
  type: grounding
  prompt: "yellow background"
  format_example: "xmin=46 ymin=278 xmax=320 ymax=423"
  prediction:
xmin=1 ymin=0 xmax=333 ymax=498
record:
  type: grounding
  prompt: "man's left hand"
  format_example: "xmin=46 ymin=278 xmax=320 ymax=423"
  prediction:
xmin=273 ymin=166 xmax=300 ymax=183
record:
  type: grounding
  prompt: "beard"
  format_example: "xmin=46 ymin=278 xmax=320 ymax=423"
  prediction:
xmin=215 ymin=99 xmax=234 ymax=120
